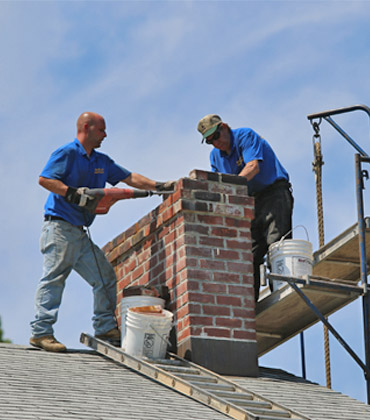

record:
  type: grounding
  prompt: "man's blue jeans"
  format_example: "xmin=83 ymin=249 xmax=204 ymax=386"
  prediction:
xmin=30 ymin=220 xmax=117 ymax=338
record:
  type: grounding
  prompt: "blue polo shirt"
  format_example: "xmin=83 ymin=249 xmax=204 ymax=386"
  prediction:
xmin=210 ymin=127 xmax=289 ymax=195
xmin=41 ymin=138 xmax=131 ymax=226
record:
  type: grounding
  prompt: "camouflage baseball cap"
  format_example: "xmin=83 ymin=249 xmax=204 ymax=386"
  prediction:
xmin=197 ymin=114 xmax=223 ymax=141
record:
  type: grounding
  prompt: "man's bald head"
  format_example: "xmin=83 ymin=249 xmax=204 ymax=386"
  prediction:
xmin=76 ymin=112 xmax=107 ymax=154
xmin=77 ymin=112 xmax=104 ymax=133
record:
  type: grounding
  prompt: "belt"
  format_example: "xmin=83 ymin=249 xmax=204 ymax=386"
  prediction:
xmin=44 ymin=215 xmax=85 ymax=230
xmin=252 ymin=179 xmax=291 ymax=199
xmin=44 ymin=215 xmax=66 ymax=222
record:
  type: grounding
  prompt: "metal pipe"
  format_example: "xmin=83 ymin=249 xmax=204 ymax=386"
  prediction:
xmin=288 ymin=281 xmax=370 ymax=376
xmin=266 ymin=273 xmax=363 ymax=294
xmin=300 ymin=332 xmax=306 ymax=380
xmin=307 ymin=104 xmax=370 ymax=120
xmin=324 ymin=117 xmax=368 ymax=157
xmin=355 ymin=154 xmax=370 ymax=403
xmin=355 ymin=155 xmax=369 ymax=290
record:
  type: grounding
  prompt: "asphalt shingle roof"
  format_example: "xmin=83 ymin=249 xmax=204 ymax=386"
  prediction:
xmin=1 ymin=343 xmax=370 ymax=420
xmin=0 ymin=343 xmax=228 ymax=420
xmin=235 ymin=369 xmax=370 ymax=420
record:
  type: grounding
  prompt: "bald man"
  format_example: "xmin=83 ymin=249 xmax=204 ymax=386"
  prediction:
xmin=30 ymin=112 xmax=173 ymax=352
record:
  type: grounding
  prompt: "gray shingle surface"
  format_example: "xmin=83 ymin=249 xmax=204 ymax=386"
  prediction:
xmin=1 ymin=343 xmax=370 ymax=420
xmin=234 ymin=368 xmax=370 ymax=420
xmin=0 ymin=343 xmax=228 ymax=420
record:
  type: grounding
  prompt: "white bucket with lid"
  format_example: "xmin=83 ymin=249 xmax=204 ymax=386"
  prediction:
xmin=120 ymin=295 xmax=165 ymax=348
xmin=268 ymin=238 xmax=313 ymax=290
xmin=125 ymin=307 xmax=173 ymax=359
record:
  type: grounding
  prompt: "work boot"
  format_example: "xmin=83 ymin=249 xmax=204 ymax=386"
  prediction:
xmin=95 ymin=328 xmax=120 ymax=346
xmin=30 ymin=335 xmax=67 ymax=352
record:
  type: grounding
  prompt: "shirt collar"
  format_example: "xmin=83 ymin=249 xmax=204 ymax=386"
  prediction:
xmin=74 ymin=138 xmax=97 ymax=160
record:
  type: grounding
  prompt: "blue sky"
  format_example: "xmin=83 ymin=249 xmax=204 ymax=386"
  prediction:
xmin=1 ymin=0 xmax=370 ymax=404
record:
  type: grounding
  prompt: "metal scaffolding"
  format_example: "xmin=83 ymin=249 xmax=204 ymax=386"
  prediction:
xmin=306 ymin=105 xmax=370 ymax=403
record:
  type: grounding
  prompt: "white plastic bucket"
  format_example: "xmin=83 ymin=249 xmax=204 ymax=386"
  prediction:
xmin=268 ymin=239 xmax=313 ymax=290
xmin=125 ymin=308 xmax=173 ymax=359
xmin=120 ymin=296 xmax=165 ymax=347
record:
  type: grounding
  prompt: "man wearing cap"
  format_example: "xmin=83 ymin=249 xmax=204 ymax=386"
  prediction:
xmin=197 ymin=114 xmax=293 ymax=301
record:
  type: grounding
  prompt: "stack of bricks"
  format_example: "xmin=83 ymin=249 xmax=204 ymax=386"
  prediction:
xmin=102 ymin=169 xmax=258 ymax=376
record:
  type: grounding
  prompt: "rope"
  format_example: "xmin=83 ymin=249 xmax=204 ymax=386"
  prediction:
xmin=312 ymin=122 xmax=332 ymax=389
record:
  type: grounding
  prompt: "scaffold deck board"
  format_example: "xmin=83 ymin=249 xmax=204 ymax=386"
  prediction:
xmin=256 ymin=280 xmax=362 ymax=356
xmin=256 ymin=219 xmax=370 ymax=356
xmin=312 ymin=217 xmax=370 ymax=281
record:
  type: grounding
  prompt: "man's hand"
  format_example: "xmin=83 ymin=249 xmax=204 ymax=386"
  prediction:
xmin=155 ymin=181 xmax=176 ymax=192
xmin=65 ymin=187 xmax=97 ymax=208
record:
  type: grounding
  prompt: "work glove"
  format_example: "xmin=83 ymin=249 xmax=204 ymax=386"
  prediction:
xmin=65 ymin=187 xmax=98 ymax=209
xmin=155 ymin=181 xmax=176 ymax=192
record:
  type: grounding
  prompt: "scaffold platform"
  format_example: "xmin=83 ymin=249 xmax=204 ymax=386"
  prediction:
xmin=256 ymin=218 xmax=370 ymax=356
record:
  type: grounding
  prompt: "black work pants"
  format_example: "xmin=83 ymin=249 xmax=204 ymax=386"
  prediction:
xmin=251 ymin=182 xmax=294 ymax=301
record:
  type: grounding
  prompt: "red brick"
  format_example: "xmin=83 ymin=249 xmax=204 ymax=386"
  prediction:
xmin=176 ymin=305 xmax=189 ymax=320
xmin=190 ymin=326 xmax=204 ymax=336
xmin=164 ymin=230 xmax=177 ymax=246
xmin=228 ymin=285 xmax=253 ymax=295
xmin=209 ymin=183 xmax=234 ymax=195
xmin=187 ymin=292 xmax=215 ymax=304
xmin=198 ymin=236 xmax=224 ymax=247
xmin=188 ymin=169 xmax=220 ymax=182
xmin=202 ymin=283 xmax=227 ymax=294
xmin=186 ymin=269 xmax=212 ymax=281
xmin=131 ymin=265 xmax=144 ymax=281
xmin=210 ymin=227 xmax=237 ymax=238
xmin=203 ymin=305 xmax=230 ymax=316
xmin=138 ymin=272 xmax=150 ymax=285
xmin=226 ymin=239 xmax=250 ymax=250
xmin=184 ymin=224 xmax=210 ymax=235
xmin=243 ymin=320 xmax=257 ymax=330
xmin=214 ymin=249 xmax=240 ymax=260
xmin=216 ymin=296 xmax=242 ymax=306
xmin=188 ymin=316 xmax=213 ymax=326
xmin=213 ymin=272 xmax=241 ymax=283
xmin=178 ymin=177 xmax=209 ymax=191
xmin=227 ymin=262 xmax=253 ymax=273
xmin=124 ymin=259 xmax=137 ymax=275
xmin=199 ymin=259 xmax=226 ymax=271
xmin=233 ymin=330 xmax=256 ymax=340
xmin=244 ymin=207 xmax=254 ymax=220
xmin=177 ymin=327 xmax=191 ymax=342
xmin=228 ymin=195 xmax=253 ymax=206
xmin=215 ymin=317 xmax=242 ymax=328
xmin=186 ymin=246 xmax=212 ymax=258
xmin=233 ymin=308 xmax=255 ymax=318
xmin=224 ymin=217 xmax=251 ymax=228
xmin=203 ymin=327 xmax=231 ymax=338
xmin=197 ymin=214 xmax=224 ymax=225
xmin=214 ymin=204 xmax=243 ymax=217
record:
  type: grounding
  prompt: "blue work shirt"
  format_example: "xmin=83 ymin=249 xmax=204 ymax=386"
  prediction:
xmin=210 ymin=127 xmax=289 ymax=195
xmin=41 ymin=138 xmax=131 ymax=226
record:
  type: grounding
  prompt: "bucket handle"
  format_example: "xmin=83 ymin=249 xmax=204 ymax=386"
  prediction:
xmin=276 ymin=225 xmax=310 ymax=248
xmin=149 ymin=323 xmax=172 ymax=347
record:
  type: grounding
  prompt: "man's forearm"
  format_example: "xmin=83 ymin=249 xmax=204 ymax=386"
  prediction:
xmin=121 ymin=173 xmax=156 ymax=190
xmin=39 ymin=177 xmax=69 ymax=196
xmin=238 ymin=160 xmax=259 ymax=181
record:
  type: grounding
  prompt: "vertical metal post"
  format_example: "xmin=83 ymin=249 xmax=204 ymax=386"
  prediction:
xmin=300 ymin=332 xmax=306 ymax=379
xmin=355 ymin=154 xmax=370 ymax=403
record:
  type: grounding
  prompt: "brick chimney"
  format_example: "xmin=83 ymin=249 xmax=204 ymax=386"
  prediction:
xmin=103 ymin=169 xmax=258 ymax=376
